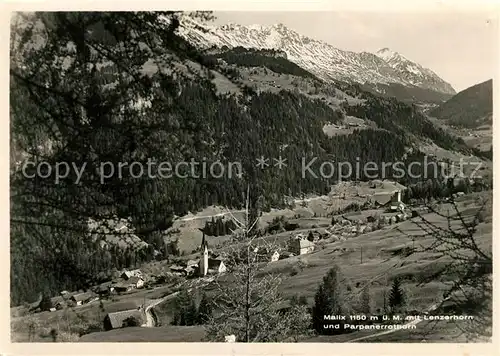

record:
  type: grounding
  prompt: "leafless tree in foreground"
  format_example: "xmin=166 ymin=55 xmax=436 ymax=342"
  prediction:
xmin=404 ymin=194 xmax=492 ymax=341
xmin=204 ymin=186 xmax=311 ymax=342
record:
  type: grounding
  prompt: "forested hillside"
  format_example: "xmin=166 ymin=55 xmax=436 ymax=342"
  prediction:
xmin=10 ymin=12 xmax=476 ymax=305
xmin=360 ymin=81 xmax=453 ymax=104
xmin=208 ymin=46 xmax=318 ymax=79
xmin=344 ymin=95 xmax=471 ymax=152
xmin=430 ymin=79 xmax=493 ymax=128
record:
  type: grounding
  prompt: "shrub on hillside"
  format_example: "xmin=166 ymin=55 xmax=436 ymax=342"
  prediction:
xmin=39 ymin=295 xmax=52 ymax=312
xmin=56 ymin=331 xmax=80 ymax=342
xmin=122 ymin=316 xmax=141 ymax=328
xmin=284 ymin=221 xmax=300 ymax=231
xmin=290 ymin=266 xmax=300 ymax=276
xmin=266 ymin=216 xmax=286 ymax=234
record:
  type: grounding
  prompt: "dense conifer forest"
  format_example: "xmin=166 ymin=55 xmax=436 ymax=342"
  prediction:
xmin=430 ymin=79 xmax=492 ymax=129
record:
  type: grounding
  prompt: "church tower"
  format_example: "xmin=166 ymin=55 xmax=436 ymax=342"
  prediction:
xmin=199 ymin=232 xmax=209 ymax=276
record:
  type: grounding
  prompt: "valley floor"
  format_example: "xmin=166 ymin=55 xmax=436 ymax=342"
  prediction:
xmin=11 ymin=192 xmax=492 ymax=343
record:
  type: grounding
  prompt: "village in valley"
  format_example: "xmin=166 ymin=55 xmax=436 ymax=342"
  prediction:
xmin=11 ymin=177 xmax=492 ymax=342
xmin=9 ymin=11 xmax=493 ymax=344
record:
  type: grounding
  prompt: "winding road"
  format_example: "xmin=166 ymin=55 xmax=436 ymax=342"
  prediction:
xmin=143 ymin=292 xmax=179 ymax=327
xmin=143 ymin=279 xmax=213 ymax=327
xmin=176 ymin=196 xmax=324 ymax=222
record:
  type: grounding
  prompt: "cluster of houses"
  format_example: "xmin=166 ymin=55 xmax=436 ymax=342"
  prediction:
xmin=167 ymin=231 xmax=321 ymax=279
xmin=44 ymin=234 xmax=231 ymax=315
xmin=92 ymin=269 xmax=146 ymax=298
xmin=49 ymin=291 xmax=99 ymax=311
xmin=111 ymin=269 xmax=145 ymax=293
xmin=99 ymin=234 xmax=241 ymax=331
xmin=329 ymin=211 xmax=413 ymax=241
xmin=46 ymin=269 xmax=147 ymax=312
xmin=278 ymin=194 xmax=411 ymax=251
xmin=247 ymin=232 xmax=320 ymax=264
xmin=170 ymin=188 xmax=411 ymax=276
xmin=364 ymin=186 xmax=407 ymax=213
xmin=166 ymin=234 xmax=227 ymax=278
xmin=40 ymin=186 xmax=414 ymax=317
xmin=287 ymin=235 xmax=316 ymax=256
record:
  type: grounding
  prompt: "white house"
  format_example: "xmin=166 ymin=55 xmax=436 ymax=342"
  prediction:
xmin=70 ymin=292 xmax=93 ymax=306
xmin=207 ymin=258 xmax=227 ymax=274
xmin=199 ymin=233 xmax=226 ymax=276
xmin=121 ymin=269 xmax=143 ymax=280
xmin=289 ymin=239 xmax=315 ymax=255
xmin=270 ymin=251 xmax=280 ymax=262
xmin=254 ymin=246 xmax=280 ymax=263
xmin=127 ymin=276 xmax=145 ymax=289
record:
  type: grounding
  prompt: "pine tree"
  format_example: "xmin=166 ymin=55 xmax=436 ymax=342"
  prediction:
xmin=197 ymin=292 xmax=212 ymax=324
xmin=178 ymin=311 xmax=186 ymax=326
xmin=360 ymin=286 xmax=371 ymax=315
xmin=39 ymin=294 xmax=53 ymax=312
xmin=172 ymin=312 xmax=179 ymax=326
xmin=290 ymin=294 xmax=308 ymax=307
xmin=50 ymin=328 xmax=58 ymax=342
xmin=388 ymin=277 xmax=405 ymax=313
xmin=312 ymin=265 xmax=349 ymax=334
xmin=172 ymin=289 xmax=191 ymax=326
xmin=185 ymin=299 xmax=198 ymax=326
xmin=205 ymin=186 xmax=312 ymax=342
xmin=298 ymin=295 xmax=308 ymax=306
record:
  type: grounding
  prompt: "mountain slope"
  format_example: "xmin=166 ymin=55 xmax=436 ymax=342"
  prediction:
xmin=10 ymin=13 xmax=475 ymax=305
xmin=180 ymin=19 xmax=455 ymax=103
xmin=375 ymin=48 xmax=455 ymax=94
xmin=430 ymin=79 xmax=493 ymax=128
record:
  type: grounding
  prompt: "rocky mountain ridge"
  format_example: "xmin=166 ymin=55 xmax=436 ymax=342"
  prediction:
xmin=179 ymin=19 xmax=456 ymax=100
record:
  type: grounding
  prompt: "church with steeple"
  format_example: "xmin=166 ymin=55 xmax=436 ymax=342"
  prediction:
xmin=198 ymin=232 xmax=226 ymax=277
xmin=199 ymin=232 xmax=209 ymax=276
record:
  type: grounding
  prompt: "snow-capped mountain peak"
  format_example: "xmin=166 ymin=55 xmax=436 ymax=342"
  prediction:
xmin=180 ymin=20 xmax=456 ymax=96
xmin=373 ymin=47 xmax=454 ymax=92
xmin=376 ymin=47 xmax=406 ymax=61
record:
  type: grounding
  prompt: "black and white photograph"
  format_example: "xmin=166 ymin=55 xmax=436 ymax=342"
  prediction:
xmin=8 ymin=5 xmax=495 ymax=346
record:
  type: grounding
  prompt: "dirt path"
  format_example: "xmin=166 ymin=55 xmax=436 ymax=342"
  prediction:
xmin=178 ymin=211 xmax=241 ymax=222
xmin=143 ymin=279 xmax=213 ymax=327
xmin=144 ymin=292 xmax=179 ymax=327
xmin=177 ymin=196 xmax=325 ymax=222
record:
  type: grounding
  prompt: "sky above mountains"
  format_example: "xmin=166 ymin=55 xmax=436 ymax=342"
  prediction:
xmin=213 ymin=11 xmax=497 ymax=92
